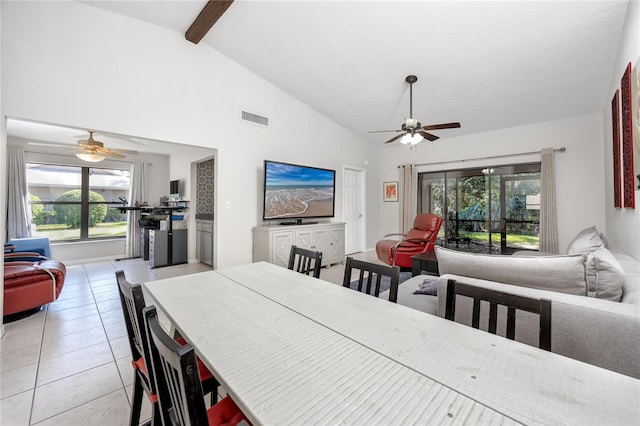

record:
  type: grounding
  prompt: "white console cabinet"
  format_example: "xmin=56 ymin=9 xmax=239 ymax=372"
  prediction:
xmin=253 ymin=222 xmax=345 ymax=268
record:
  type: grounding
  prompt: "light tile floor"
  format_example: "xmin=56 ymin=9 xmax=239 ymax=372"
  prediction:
xmin=1 ymin=251 xmax=379 ymax=425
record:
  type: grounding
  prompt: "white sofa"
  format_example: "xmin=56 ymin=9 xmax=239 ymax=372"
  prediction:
xmin=380 ymin=229 xmax=640 ymax=379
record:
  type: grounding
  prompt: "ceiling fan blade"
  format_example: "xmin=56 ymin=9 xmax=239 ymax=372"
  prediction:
xmin=384 ymin=133 xmax=406 ymax=144
xmin=110 ymin=148 xmax=138 ymax=155
xmin=101 ymin=150 xmax=126 ymax=159
xmin=422 ymin=122 xmax=461 ymax=131
xmin=28 ymin=142 xmax=73 ymax=148
xmin=78 ymin=140 xmax=104 ymax=150
xmin=418 ymin=131 xmax=439 ymax=142
xmin=369 ymin=129 xmax=403 ymax=134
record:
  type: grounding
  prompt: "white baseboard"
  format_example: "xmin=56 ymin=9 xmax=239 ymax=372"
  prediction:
xmin=62 ymin=255 xmax=122 ymax=266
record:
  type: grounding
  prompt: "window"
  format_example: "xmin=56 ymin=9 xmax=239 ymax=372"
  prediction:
xmin=418 ymin=163 xmax=541 ymax=254
xmin=27 ymin=163 xmax=131 ymax=241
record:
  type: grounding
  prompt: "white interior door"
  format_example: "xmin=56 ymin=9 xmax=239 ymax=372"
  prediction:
xmin=343 ymin=167 xmax=365 ymax=254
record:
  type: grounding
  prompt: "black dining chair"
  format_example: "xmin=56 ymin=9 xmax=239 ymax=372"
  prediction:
xmin=287 ymin=245 xmax=323 ymax=278
xmin=143 ymin=305 xmax=250 ymax=426
xmin=115 ymin=270 xmax=219 ymax=426
xmin=444 ymin=279 xmax=552 ymax=351
xmin=342 ymin=257 xmax=400 ymax=303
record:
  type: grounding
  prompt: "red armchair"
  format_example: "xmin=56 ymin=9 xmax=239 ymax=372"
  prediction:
xmin=4 ymin=252 xmax=66 ymax=316
xmin=375 ymin=214 xmax=443 ymax=269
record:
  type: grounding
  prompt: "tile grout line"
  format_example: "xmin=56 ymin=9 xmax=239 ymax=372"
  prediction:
xmin=30 ymin=263 xmax=128 ymax=425
xmin=29 ymin=388 xmax=128 ymax=426
xmin=29 ymin=302 xmax=49 ymax=426
xmin=28 ymin=265 xmax=90 ymax=425
xmin=27 ymin=263 xmax=111 ymax=425
xmin=101 ymin=266 xmax=132 ymax=408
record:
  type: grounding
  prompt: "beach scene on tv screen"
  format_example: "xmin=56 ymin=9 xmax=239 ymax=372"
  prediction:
xmin=264 ymin=162 xmax=334 ymax=219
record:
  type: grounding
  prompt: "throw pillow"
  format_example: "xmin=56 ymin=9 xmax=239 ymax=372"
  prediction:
xmin=566 ymin=226 xmax=605 ymax=255
xmin=585 ymin=246 xmax=625 ymax=301
xmin=413 ymin=276 xmax=438 ymax=295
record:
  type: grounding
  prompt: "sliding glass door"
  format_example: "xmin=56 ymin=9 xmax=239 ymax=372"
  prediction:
xmin=500 ymin=169 xmax=541 ymax=253
xmin=418 ymin=163 xmax=541 ymax=254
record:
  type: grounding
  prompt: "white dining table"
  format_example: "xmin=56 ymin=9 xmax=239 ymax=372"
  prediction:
xmin=143 ymin=261 xmax=640 ymax=425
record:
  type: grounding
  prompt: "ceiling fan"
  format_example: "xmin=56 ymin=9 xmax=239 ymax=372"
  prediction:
xmin=370 ymin=75 xmax=461 ymax=145
xmin=74 ymin=131 xmax=138 ymax=162
xmin=30 ymin=131 xmax=138 ymax=162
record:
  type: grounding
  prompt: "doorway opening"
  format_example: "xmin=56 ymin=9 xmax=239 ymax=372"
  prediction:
xmin=192 ymin=155 xmax=216 ymax=268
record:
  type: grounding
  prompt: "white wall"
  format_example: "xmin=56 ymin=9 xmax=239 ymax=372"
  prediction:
xmin=605 ymin=0 xmax=640 ymax=260
xmin=377 ymin=113 xmax=606 ymax=253
xmin=1 ymin=1 xmax=372 ymax=267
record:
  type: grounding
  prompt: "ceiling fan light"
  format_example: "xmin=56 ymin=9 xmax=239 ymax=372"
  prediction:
xmin=76 ymin=152 xmax=105 ymax=162
xmin=410 ymin=134 xmax=424 ymax=145
xmin=400 ymin=133 xmax=413 ymax=145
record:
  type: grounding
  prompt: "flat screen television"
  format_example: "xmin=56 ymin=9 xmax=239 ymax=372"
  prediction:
xmin=263 ymin=160 xmax=336 ymax=225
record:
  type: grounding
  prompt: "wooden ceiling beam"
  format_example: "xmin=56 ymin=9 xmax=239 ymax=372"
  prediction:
xmin=185 ymin=0 xmax=234 ymax=44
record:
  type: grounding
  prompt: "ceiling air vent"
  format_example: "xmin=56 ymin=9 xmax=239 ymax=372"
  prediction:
xmin=241 ymin=110 xmax=269 ymax=127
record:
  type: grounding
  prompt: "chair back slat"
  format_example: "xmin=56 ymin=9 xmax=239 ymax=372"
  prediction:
xmin=116 ymin=271 xmax=156 ymax=388
xmin=373 ymin=274 xmax=382 ymax=297
xmin=539 ymin=300 xmax=552 ymax=351
xmin=358 ymin=269 xmax=365 ymax=292
xmin=288 ymin=245 xmax=323 ymax=278
xmin=365 ymin=271 xmax=374 ymax=294
xmin=471 ymin=299 xmax=481 ymax=329
xmin=165 ymin=360 xmax=188 ymax=426
xmin=488 ymin=302 xmax=498 ymax=334
xmin=144 ymin=306 xmax=209 ymax=426
xmin=302 ymin=257 xmax=311 ymax=274
xmin=342 ymin=257 xmax=401 ymax=303
xmin=445 ymin=279 xmax=552 ymax=351
xmin=127 ymin=296 xmax=145 ymax=355
xmin=506 ymin=307 xmax=517 ymax=340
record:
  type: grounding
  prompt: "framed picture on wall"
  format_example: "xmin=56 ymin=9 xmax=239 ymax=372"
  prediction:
xmin=383 ymin=181 xmax=398 ymax=202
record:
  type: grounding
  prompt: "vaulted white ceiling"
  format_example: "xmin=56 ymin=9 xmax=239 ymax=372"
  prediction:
xmin=85 ymin=0 xmax=630 ymax=144
xmin=10 ymin=0 xmax=631 ymax=147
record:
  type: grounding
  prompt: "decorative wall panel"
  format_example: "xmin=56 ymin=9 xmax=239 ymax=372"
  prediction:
xmin=612 ymin=90 xmax=621 ymax=208
xmin=197 ymin=159 xmax=215 ymax=216
xmin=621 ymin=62 xmax=635 ymax=208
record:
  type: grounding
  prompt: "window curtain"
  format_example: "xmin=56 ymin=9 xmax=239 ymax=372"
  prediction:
xmin=399 ymin=164 xmax=417 ymax=233
xmin=125 ymin=160 xmax=147 ymax=258
xmin=539 ymin=148 xmax=559 ymax=253
xmin=6 ymin=146 xmax=33 ymax=240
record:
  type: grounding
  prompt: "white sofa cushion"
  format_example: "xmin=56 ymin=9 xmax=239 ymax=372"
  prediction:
xmin=435 ymin=246 xmax=588 ymax=296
